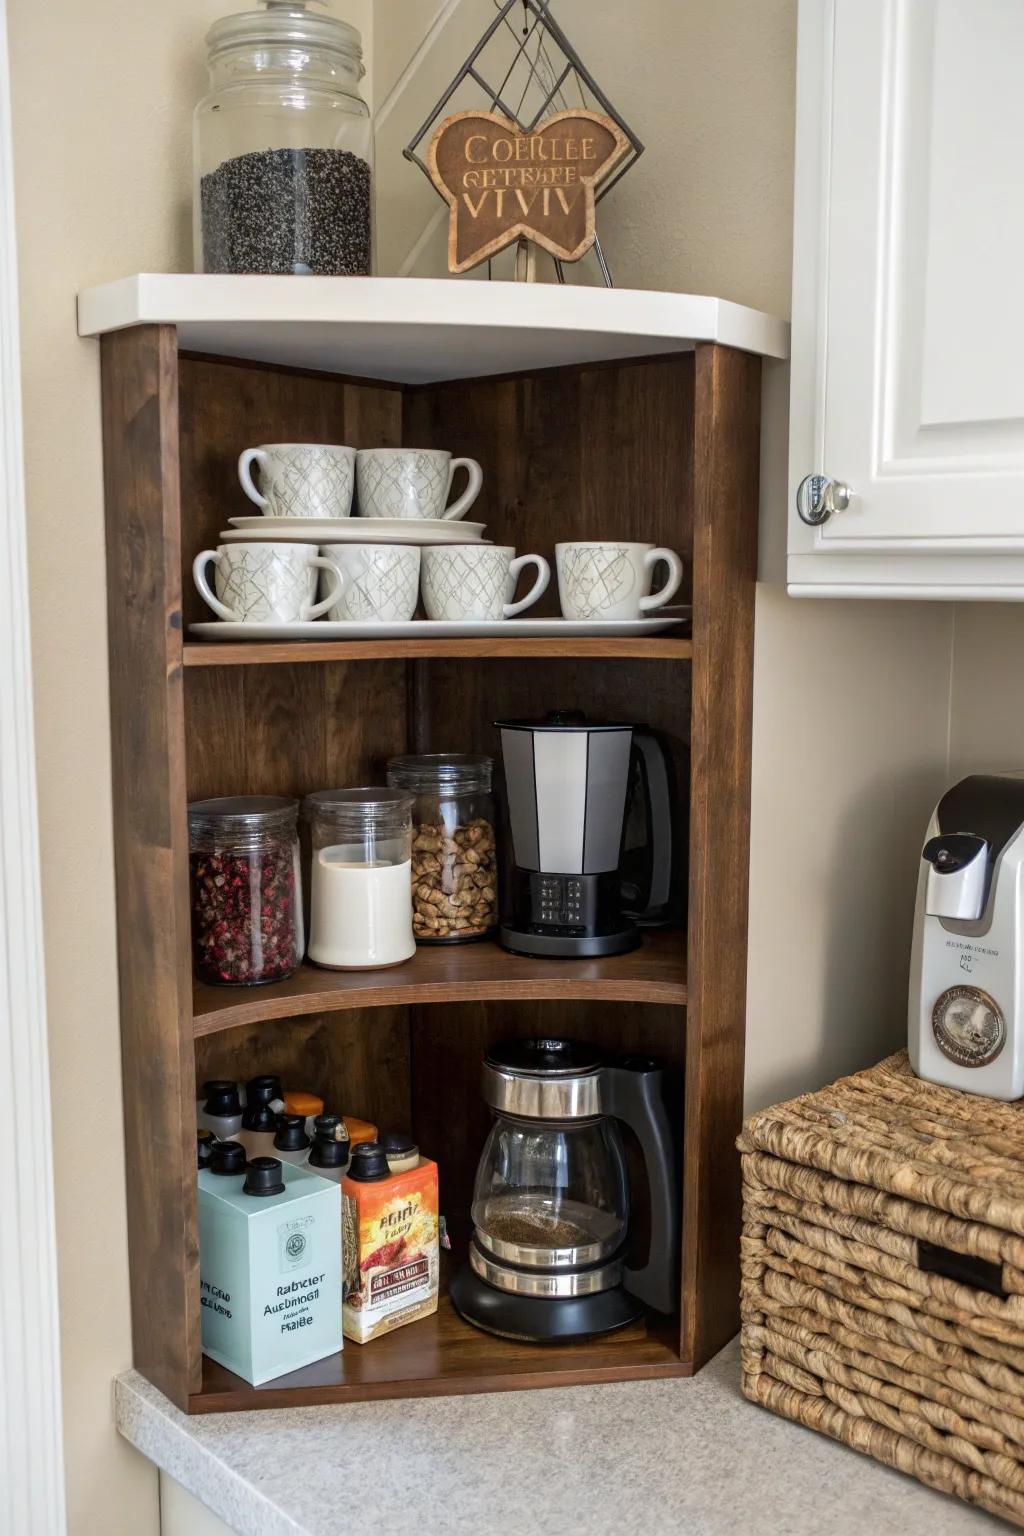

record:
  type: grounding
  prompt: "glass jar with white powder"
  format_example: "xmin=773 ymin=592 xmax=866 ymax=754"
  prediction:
xmin=303 ymin=789 xmax=415 ymax=970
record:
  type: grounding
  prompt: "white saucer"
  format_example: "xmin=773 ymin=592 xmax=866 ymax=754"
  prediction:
xmin=223 ymin=517 xmax=487 ymax=546
xmin=189 ymin=616 xmax=689 ymax=640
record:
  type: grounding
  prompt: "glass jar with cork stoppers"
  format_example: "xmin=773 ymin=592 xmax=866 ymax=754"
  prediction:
xmin=386 ymin=754 xmax=498 ymax=944
xmin=193 ymin=0 xmax=373 ymax=275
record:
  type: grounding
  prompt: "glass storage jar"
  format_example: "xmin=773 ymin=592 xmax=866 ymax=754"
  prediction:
xmin=386 ymin=754 xmax=497 ymax=944
xmin=193 ymin=0 xmax=372 ymax=275
xmin=188 ymin=796 xmax=303 ymax=985
xmin=304 ymin=788 xmax=415 ymax=969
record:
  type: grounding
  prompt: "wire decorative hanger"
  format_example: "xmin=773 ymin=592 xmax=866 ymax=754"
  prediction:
xmin=403 ymin=0 xmax=644 ymax=285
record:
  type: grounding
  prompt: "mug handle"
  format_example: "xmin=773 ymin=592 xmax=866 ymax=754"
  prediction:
xmin=238 ymin=448 xmax=270 ymax=510
xmin=503 ymin=554 xmax=551 ymax=618
xmin=302 ymin=556 xmax=345 ymax=620
xmin=442 ymin=458 xmax=483 ymax=521
xmin=640 ymin=547 xmax=684 ymax=612
xmin=192 ymin=550 xmax=237 ymax=621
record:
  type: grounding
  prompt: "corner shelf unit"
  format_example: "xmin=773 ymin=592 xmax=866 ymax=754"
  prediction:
xmin=83 ymin=274 xmax=784 ymax=1415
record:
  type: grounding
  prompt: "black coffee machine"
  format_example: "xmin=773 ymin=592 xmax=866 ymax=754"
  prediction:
xmin=496 ymin=712 xmax=675 ymax=957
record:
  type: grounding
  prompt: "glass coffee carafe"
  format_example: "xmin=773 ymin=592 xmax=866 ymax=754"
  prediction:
xmin=472 ymin=1106 xmax=628 ymax=1270
xmin=454 ymin=1038 xmax=679 ymax=1340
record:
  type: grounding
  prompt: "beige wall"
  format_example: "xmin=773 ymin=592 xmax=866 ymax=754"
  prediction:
xmin=9 ymin=1 xmax=959 ymax=1532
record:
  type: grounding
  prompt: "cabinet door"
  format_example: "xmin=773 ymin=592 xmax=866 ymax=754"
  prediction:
xmin=790 ymin=0 xmax=1024 ymax=581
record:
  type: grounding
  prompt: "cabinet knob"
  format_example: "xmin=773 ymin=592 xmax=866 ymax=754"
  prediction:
xmin=796 ymin=474 xmax=851 ymax=526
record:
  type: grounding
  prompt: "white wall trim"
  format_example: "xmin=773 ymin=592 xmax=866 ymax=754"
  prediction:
xmin=0 ymin=0 xmax=67 ymax=1528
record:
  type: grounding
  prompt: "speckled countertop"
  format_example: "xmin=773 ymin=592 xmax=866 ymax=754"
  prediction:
xmin=115 ymin=1338 xmax=1008 ymax=1536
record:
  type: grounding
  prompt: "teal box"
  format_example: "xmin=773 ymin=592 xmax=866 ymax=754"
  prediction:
xmin=198 ymin=1162 xmax=342 ymax=1385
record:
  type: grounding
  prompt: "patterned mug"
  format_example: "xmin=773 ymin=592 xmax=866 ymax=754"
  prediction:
xmin=318 ymin=544 xmax=421 ymax=623
xmin=555 ymin=541 xmax=684 ymax=621
xmin=238 ymin=443 xmax=356 ymax=519
xmin=420 ymin=545 xmax=549 ymax=622
xmin=356 ymin=448 xmax=483 ymax=521
xmin=193 ymin=543 xmax=344 ymax=623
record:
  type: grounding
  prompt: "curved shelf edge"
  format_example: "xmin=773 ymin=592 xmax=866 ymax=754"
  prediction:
xmin=192 ymin=932 xmax=687 ymax=1037
xmin=183 ymin=636 xmax=694 ymax=667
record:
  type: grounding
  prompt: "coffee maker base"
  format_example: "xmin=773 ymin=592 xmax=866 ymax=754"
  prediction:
xmin=498 ymin=922 xmax=640 ymax=959
xmin=449 ymin=1263 xmax=645 ymax=1342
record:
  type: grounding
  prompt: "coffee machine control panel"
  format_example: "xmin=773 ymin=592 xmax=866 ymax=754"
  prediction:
xmin=530 ymin=873 xmax=592 ymax=931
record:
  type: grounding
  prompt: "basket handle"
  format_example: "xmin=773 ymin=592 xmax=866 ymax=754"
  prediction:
xmin=918 ymin=1239 xmax=1006 ymax=1299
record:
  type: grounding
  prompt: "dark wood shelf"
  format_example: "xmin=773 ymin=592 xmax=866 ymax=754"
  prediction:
xmin=192 ymin=930 xmax=687 ymax=1037
xmin=183 ymin=636 xmax=693 ymax=666
xmin=191 ymin=1285 xmax=688 ymax=1412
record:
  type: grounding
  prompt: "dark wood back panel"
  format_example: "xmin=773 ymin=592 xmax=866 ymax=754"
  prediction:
xmin=183 ymin=658 xmax=409 ymax=801
xmin=403 ymin=356 xmax=695 ymax=616
xmin=178 ymin=357 xmax=402 ymax=627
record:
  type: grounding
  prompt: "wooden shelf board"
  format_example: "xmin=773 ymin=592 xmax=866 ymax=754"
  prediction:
xmin=190 ymin=1289 xmax=688 ymax=1412
xmin=78 ymin=275 xmax=789 ymax=383
xmin=192 ymin=930 xmax=687 ymax=1037
xmin=183 ymin=636 xmax=693 ymax=666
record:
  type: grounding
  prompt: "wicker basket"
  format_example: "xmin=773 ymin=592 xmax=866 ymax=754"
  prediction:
xmin=738 ymin=1051 xmax=1024 ymax=1528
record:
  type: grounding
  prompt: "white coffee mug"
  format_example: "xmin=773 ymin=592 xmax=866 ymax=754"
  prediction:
xmin=356 ymin=448 xmax=483 ymax=522
xmin=318 ymin=544 xmax=421 ymax=623
xmin=193 ymin=543 xmax=344 ymax=623
xmin=555 ymin=542 xmax=684 ymax=621
xmin=421 ymin=545 xmax=549 ymax=622
xmin=238 ymin=443 xmax=356 ymax=519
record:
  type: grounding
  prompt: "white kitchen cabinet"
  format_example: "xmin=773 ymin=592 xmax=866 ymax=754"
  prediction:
xmin=789 ymin=0 xmax=1024 ymax=598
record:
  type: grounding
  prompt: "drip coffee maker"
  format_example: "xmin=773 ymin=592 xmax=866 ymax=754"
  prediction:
xmin=450 ymin=1038 xmax=678 ymax=1341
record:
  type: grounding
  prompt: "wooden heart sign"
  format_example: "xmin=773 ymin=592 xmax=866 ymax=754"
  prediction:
xmin=426 ymin=108 xmax=629 ymax=274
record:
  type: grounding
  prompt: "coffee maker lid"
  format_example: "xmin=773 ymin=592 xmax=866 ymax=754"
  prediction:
xmin=482 ymin=1039 xmax=605 ymax=1118
xmin=485 ymin=1038 xmax=603 ymax=1077
xmin=495 ymin=710 xmax=632 ymax=733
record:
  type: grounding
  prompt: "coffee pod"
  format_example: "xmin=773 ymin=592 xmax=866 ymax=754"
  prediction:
xmin=209 ymin=1139 xmax=247 ymax=1176
xmin=345 ymin=1140 xmax=391 ymax=1181
xmin=243 ymin=1156 xmax=286 ymax=1198
xmin=381 ymin=1132 xmax=419 ymax=1173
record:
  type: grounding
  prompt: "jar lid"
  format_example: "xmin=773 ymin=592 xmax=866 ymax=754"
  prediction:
xmin=303 ymin=786 xmax=413 ymax=830
xmin=273 ymin=1115 xmax=310 ymax=1152
xmin=205 ymin=0 xmax=364 ymax=74
xmin=246 ymin=1075 xmax=282 ymax=1105
xmin=387 ymin=754 xmax=493 ymax=794
xmin=284 ymin=1090 xmax=323 ymax=1119
xmin=309 ymin=1133 xmax=349 ymax=1170
xmin=209 ymin=1140 xmax=247 ymax=1176
xmin=243 ymin=1157 xmax=286 ymax=1198
xmin=188 ymin=796 xmax=298 ymax=832
xmin=242 ymin=1101 xmax=277 ymax=1133
xmin=201 ymin=1079 xmax=241 ymax=1116
xmin=346 ymin=1140 xmax=391 ymax=1181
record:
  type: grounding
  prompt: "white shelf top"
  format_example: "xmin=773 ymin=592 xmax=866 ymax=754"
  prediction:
xmin=76 ymin=275 xmax=788 ymax=384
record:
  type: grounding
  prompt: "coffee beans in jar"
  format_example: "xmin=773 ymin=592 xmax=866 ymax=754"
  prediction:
xmin=387 ymin=755 xmax=497 ymax=944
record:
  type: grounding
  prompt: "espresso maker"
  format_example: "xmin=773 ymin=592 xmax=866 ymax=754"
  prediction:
xmin=449 ymin=1038 xmax=678 ymax=1341
xmin=496 ymin=712 xmax=674 ymax=957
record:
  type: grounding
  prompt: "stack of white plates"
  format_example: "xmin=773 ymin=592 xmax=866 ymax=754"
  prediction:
xmin=218 ymin=516 xmax=490 ymax=546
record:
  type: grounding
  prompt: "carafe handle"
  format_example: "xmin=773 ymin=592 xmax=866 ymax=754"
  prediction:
xmin=601 ymin=1058 xmax=678 ymax=1314
xmin=626 ymin=730 xmax=674 ymax=922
